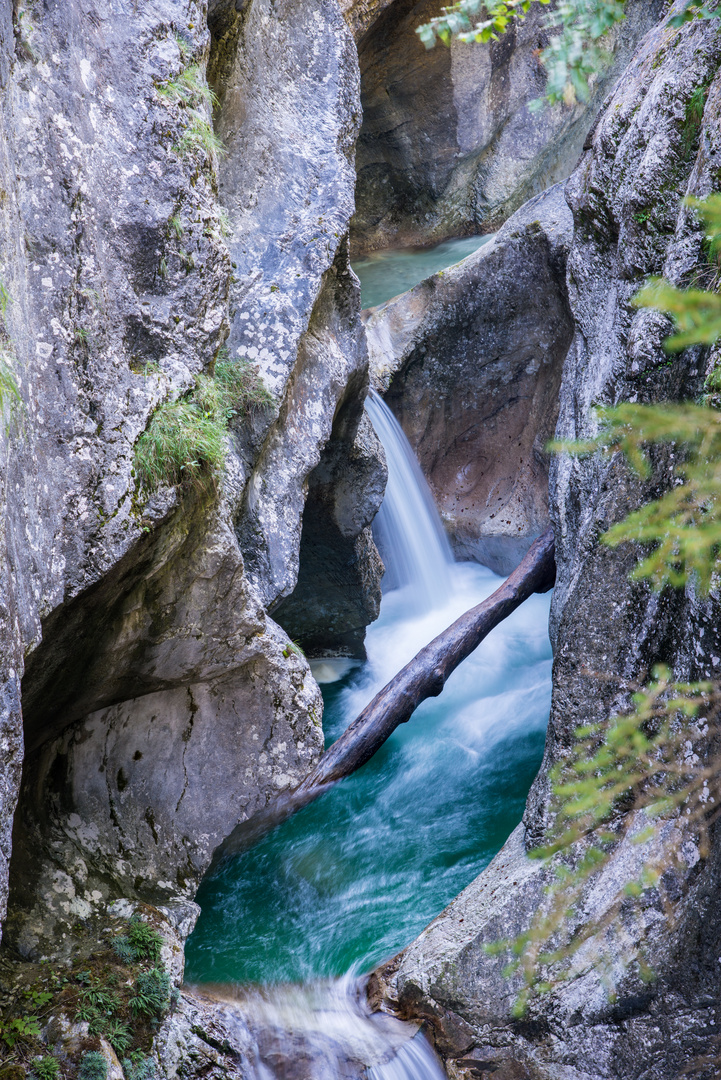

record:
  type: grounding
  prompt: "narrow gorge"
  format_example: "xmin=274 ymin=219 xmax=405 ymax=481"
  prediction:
xmin=0 ymin=2 xmax=719 ymax=1080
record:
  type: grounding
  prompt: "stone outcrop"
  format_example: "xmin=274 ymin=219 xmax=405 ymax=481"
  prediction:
xmin=364 ymin=183 xmax=573 ymax=575
xmin=0 ymin=0 xmax=384 ymax=968
xmin=352 ymin=0 xmax=666 ymax=253
xmin=373 ymin=7 xmax=721 ymax=1078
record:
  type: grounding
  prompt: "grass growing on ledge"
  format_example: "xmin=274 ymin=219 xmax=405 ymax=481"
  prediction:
xmin=215 ymin=357 xmax=275 ymax=418
xmin=134 ymin=397 xmax=226 ymax=494
xmin=134 ymin=360 xmax=273 ymax=495
xmin=174 ymin=111 xmax=225 ymax=160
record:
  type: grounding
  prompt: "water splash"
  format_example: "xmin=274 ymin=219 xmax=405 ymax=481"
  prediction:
xmin=365 ymin=390 xmax=453 ymax=613
xmin=189 ymin=978 xmax=445 ymax=1080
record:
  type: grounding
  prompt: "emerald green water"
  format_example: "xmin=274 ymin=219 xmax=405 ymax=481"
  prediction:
xmin=353 ymin=234 xmax=494 ymax=310
xmin=184 ymin=565 xmax=551 ymax=986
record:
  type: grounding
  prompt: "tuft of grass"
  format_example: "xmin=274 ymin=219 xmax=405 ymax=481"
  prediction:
xmin=0 ymin=350 xmax=21 ymax=429
xmin=169 ymin=214 xmax=184 ymax=238
xmin=134 ymin=362 xmax=273 ymax=495
xmin=79 ymin=1053 xmax=107 ymax=1080
xmin=174 ymin=111 xmax=225 ymax=159
xmin=158 ymin=64 xmax=217 ymax=110
xmin=0 ymin=280 xmax=11 ymax=318
xmin=215 ymin=357 xmax=274 ymax=419
xmin=134 ymin=397 xmax=226 ymax=494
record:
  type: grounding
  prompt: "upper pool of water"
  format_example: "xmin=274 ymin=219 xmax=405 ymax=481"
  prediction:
xmin=352 ymin=234 xmax=494 ymax=310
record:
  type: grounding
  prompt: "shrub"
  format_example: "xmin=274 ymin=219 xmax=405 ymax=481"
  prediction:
xmin=79 ymin=1053 xmax=107 ymax=1080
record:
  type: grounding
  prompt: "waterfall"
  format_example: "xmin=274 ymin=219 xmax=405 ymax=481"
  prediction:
xmin=195 ymin=979 xmax=447 ymax=1080
xmin=365 ymin=391 xmax=453 ymax=612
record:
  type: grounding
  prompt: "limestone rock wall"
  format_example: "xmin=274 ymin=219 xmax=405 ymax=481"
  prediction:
xmin=0 ymin=0 xmax=384 ymax=960
xmin=373 ymin=7 xmax=721 ymax=1078
xmin=352 ymin=0 xmax=666 ymax=253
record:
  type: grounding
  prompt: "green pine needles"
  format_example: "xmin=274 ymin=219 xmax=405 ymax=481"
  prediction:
xmin=501 ymin=190 xmax=721 ymax=1013
xmin=133 ymin=359 xmax=273 ymax=495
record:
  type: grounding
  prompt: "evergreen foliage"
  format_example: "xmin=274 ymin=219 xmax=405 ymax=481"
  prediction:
xmin=78 ymin=1053 xmax=108 ymax=1080
xmin=505 ymin=190 xmax=721 ymax=1011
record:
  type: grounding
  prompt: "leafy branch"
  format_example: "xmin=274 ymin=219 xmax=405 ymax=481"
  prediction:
xmin=417 ymin=1 xmax=721 ymax=106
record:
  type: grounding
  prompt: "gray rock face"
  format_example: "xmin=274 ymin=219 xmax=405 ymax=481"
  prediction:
xmin=364 ymin=183 xmax=573 ymax=575
xmin=374 ymin=8 xmax=721 ymax=1078
xmin=274 ymin=410 xmax=387 ymax=659
xmin=0 ymin=0 xmax=384 ymax=965
xmin=339 ymin=0 xmax=396 ymax=41
xmin=352 ymin=0 xmax=665 ymax=253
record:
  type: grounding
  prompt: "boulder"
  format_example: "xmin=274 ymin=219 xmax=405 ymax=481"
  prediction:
xmin=364 ymin=182 xmax=573 ymax=575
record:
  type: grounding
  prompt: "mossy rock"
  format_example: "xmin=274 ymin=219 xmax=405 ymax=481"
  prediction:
xmin=0 ymin=1065 xmax=27 ymax=1080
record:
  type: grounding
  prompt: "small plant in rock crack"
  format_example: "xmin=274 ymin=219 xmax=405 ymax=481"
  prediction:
xmin=30 ymin=1056 xmax=60 ymax=1080
xmin=158 ymin=64 xmax=217 ymax=110
xmin=128 ymin=968 xmax=170 ymax=1020
xmin=173 ymin=111 xmax=225 ymax=160
xmin=0 ymin=349 xmax=21 ymax=426
xmin=78 ymin=1052 xmax=108 ymax=1080
xmin=214 ymin=356 xmax=274 ymax=419
xmin=122 ymin=1053 xmax=157 ymax=1080
xmin=113 ymin=916 xmax=164 ymax=964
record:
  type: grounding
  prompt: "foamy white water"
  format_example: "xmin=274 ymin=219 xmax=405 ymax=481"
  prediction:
xmin=365 ymin=391 xmax=453 ymax=613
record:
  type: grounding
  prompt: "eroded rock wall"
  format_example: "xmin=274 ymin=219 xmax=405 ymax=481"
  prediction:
xmin=373 ymin=7 xmax=721 ymax=1078
xmin=352 ymin=0 xmax=666 ymax=253
xmin=0 ymin=0 xmax=384 ymax=964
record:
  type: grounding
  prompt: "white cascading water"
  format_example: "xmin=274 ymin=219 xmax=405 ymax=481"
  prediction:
xmin=186 ymin=388 xmax=552 ymax=1080
xmin=365 ymin=391 xmax=453 ymax=612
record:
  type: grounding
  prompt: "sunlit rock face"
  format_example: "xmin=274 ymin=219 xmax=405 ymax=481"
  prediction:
xmin=373 ymin=9 xmax=721 ymax=1079
xmin=351 ymin=0 xmax=665 ymax=254
xmin=365 ymin=183 xmax=573 ymax=576
xmin=0 ymin=0 xmax=385 ymax=957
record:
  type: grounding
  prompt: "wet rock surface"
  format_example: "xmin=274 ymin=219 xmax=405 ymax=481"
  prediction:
xmin=373 ymin=7 xmax=721 ymax=1078
xmin=364 ymin=183 xmax=573 ymax=575
xmin=352 ymin=0 xmax=665 ymax=253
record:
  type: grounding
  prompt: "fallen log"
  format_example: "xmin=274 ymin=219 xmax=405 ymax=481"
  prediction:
xmin=210 ymin=527 xmax=555 ymax=867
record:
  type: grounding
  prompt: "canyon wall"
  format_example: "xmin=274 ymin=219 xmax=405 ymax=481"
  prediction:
xmin=374 ymin=8 xmax=721 ymax=1078
xmin=351 ymin=0 xmax=666 ymax=252
xmin=0 ymin=0 xmax=384 ymax=965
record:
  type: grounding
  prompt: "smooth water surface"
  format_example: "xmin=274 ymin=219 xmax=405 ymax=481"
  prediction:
xmin=353 ymin=234 xmax=494 ymax=310
xmin=184 ymin=563 xmax=551 ymax=985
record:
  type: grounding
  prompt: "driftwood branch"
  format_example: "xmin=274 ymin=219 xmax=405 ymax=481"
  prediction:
xmin=210 ymin=527 xmax=555 ymax=866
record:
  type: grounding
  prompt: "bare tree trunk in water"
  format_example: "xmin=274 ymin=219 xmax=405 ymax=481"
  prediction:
xmin=210 ymin=527 xmax=555 ymax=867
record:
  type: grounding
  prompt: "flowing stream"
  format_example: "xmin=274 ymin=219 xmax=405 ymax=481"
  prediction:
xmin=184 ymin=390 xmax=552 ymax=1080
